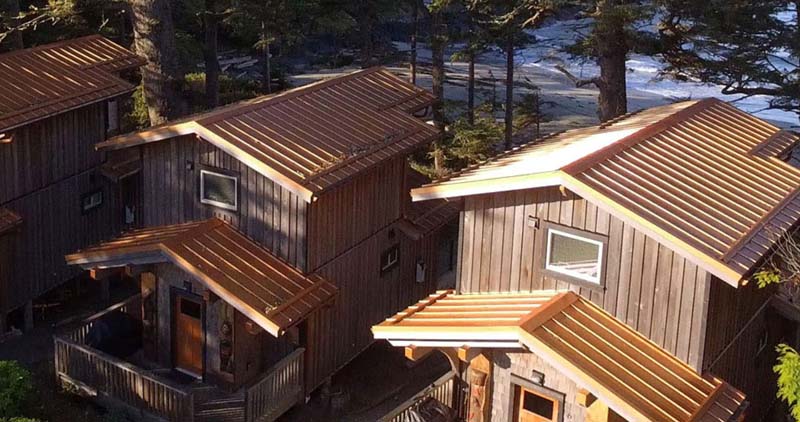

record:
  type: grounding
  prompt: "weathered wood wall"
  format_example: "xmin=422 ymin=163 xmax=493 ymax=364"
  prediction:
xmin=140 ymin=136 xmax=308 ymax=269
xmin=0 ymin=103 xmax=106 ymax=203
xmin=0 ymin=103 xmax=118 ymax=312
xmin=307 ymin=157 xmax=406 ymax=270
xmin=457 ymin=187 xmax=710 ymax=370
xmin=703 ymin=279 xmax=781 ymax=418
xmin=304 ymin=222 xmax=446 ymax=392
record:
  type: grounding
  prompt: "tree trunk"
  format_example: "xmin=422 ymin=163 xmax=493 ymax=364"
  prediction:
xmin=410 ymin=0 xmax=418 ymax=84
xmin=430 ymin=9 xmax=447 ymax=174
xmin=468 ymin=52 xmax=475 ymax=125
xmin=261 ymin=20 xmax=272 ymax=93
xmin=595 ymin=0 xmax=627 ymax=122
xmin=504 ymin=33 xmax=514 ymax=150
xmin=203 ymin=0 xmax=220 ymax=109
xmin=360 ymin=0 xmax=375 ymax=68
xmin=130 ymin=0 xmax=184 ymax=125
xmin=1 ymin=0 xmax=23 ymax=50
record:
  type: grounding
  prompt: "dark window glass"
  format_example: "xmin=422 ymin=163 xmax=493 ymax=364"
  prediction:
xmin=522 ymin=390 xmax=555 ymax=419
xmin=381 ymin=245 xmax=400 ymax=273
xmin=201 ymin=170 xmax=237 ymax=210
xmin=181 ymin=298 xmax=202 ymax=319
xmin=81 ymin=190 xmax=104 ymax=214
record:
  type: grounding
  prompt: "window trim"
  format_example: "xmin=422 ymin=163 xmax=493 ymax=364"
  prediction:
xmin=542 ymin=222 xmax=607 ymax=290
xmin=381 ymin=244 xmax=400 ymax=274
xmin=81 ymin=189 xmax=104 ymax=214
xmin=200 ymin=169 xmax=239 ymax=211
xmin=509 ymin=374 xmax=565 ymax=422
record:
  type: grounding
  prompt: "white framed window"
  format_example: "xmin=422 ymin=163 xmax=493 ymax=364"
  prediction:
xmin=81 ymin=190 xmax=104 ymax=214
xmin=544 ymin=227 xmax=605 ymax=286
xmin=200 ymin=170 xmax=238 ymax=211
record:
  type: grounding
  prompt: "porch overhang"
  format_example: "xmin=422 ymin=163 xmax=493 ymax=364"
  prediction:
xmin=372 ymin=290 xmax=747 ymax=422
xmin=66 ymin=219 xmax=337 ymax=337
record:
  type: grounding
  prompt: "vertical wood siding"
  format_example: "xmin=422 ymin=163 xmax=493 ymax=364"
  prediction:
xmin=141 ymin=136 xmax=307 ymax=270
xmin=0 ymin=103 xmax=106 ymax=204
xmin=303 ymin=223 xmax=445 ymax=391
xmin=306 ymin=157 xmax=405 ymax=271
xmin=0 ymin=103 xmax=115 ymax=312
xmin=702 ymin=279 xmax=778 ymax=417
xmin=457 ymin=187 xmax=710 ymax=369
xmin=5 ymin=169 xmax=118 ymax=311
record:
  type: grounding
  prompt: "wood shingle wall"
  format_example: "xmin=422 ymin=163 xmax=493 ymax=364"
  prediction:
xmin=457 ymin=187 xmax=710 ymax=369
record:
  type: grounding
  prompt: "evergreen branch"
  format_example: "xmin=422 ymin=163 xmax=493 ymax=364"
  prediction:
xmin=554 ymin=64 xmax=603 ymax=89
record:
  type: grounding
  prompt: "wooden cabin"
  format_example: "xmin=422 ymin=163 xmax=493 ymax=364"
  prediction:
xmin=374 ymin=99 xmax=800 ymax=421
xmin=0 ymin=36 xmax=143 ymax=331
xmin=56 ymin=68 xmax=460 ymax=422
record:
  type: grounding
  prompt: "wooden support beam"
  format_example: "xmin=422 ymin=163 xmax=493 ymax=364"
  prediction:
xmin=244 ymin=320 xmax=262 ymax=335
xmin=577 ymin=389 xmax=597 ymax=407
xmin=89 ymin=267 xmax=121 ymax=280
xmin=582 ymin=390 xmax=627 ymax=422
xmin=458 ymin=346 xmax=482 ymax=363
xmin=405 ymin=345 xmax=434 ymax=362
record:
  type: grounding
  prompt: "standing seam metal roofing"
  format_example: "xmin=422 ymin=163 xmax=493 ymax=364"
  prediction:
xmin=65 ymin=219 xmax=337 ymax=336
xmin=411 ymin=99 xmax=800 ymax=285
xmin=98 ymin=67 xmax=439 ymax=201
xmin=0 ymin=35 xmax=141 ymax=132
xmin=372 ymin=290 xmax=747 ymax=422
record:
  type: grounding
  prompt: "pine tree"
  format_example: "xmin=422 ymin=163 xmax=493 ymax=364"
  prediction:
xmin=556 ymin=0 xmax=655 ymax=122
xmin=0 ymin=0 xmax=23 ymax=50
xmin=130 ymin=0 xmax=185 ymax=124
xmin=659 ymin=0 xmax=800 ymax=118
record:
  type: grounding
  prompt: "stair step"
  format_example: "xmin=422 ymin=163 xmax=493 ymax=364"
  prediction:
xmin=194 ymin=407 xmax=245 ymax=422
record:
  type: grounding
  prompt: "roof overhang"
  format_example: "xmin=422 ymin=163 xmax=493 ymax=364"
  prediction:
xmin=410 ymin=170 xmax=746 ymax=287
xmin=97 ymin=122 xmax=317 ymax=202
xmin=373 ymin=290 xmax=747 ymax=422
xmin=66 ymin=219 xmax=337 ymax=336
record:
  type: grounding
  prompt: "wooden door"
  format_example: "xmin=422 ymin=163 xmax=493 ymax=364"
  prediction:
xmin=173 ymin=295 xmax=203 ymax=376
xmin=514 ymin=387 xmax=559 ymax=422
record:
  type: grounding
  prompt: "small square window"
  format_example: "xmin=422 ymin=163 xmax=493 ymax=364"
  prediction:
xmin=200 ymin=170 xmax=238 ymax=211
xmin=81 ymin=190 xmax=104 ymax=214
xmin=544 ymin=225 xmax=605 ymax=286
xmin=381 ymin=245 xmax=400 ymax=274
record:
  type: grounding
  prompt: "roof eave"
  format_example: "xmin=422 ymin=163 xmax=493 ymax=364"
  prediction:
xmin=410 ymin=172 xmax=564 ymax=202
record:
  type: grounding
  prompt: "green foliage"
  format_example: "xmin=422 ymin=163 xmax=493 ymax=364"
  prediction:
xmin=0 ymin=361 xmax=33 ymax=418
xmin=449 ymin=104 xmax=503 ymax=166
xmin=0 ymin=418 xmax=42 ymax=422
xmin=185 ymin=72 xmax=261 ymax=112
xmin=776 ymin=344 xmax=800 ymax=421
xmin=122 ymin=84 xmax=150 ymax=131
xmin=755 ymin=269 xmax=783 ymax=288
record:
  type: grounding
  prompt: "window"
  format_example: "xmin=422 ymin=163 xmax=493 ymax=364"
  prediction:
xmin=544 ymin=225 xmax=605 ymax=286
xmin=514 ymin=386 xmax=561 ymax=422
xmin=107 ymin=99 xmax=119 ymax=133
xmin=81 ymin=190 xmax=103 ymax=214
xmin=381 ymin=245 xmax=400 ymax=274
xmin=200 ymin=170 xmax=238 ymax=210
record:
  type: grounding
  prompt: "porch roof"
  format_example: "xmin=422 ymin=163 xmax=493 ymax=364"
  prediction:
xmin=0 ymin=208 xmax=21 ymax=236
xmin=66 ymin=219 xmax=337 ymax=336
xmin=372 ymin=290 xmax=746 ymax=422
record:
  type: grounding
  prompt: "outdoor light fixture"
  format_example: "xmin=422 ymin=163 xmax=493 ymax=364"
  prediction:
xmin=531 ymin=370 xmax=545 ymax=385
xmin=186 ymin=160 xmax=194 ymax=171
xmin=527 ymin=215 xmax=540 ymax=229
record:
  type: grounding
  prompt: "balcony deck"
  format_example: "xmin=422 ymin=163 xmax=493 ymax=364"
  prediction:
xmin=54 ymin=295 xmax=304 ymax=422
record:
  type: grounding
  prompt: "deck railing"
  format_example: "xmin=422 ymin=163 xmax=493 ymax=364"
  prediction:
xmin=380 ymin=371 xmax=461 ymax=422
xmin=54 ymin=295 xmax=194 ymax=422
xmin=245 ymin=347 xmax=305 ymax=422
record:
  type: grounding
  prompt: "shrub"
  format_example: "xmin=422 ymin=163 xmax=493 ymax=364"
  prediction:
xmin=0 ymin=418 xmax=42 ymax=422
xmin=0 ymin=361 xmax=34 ymax=418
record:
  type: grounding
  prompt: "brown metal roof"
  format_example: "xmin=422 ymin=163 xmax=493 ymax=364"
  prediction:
xmin=412 ymin=99 xmax=800 ymax=286
xmin=406 ymin=170 xmax=460 ymax=235
xmin=0 ymin=36 xmax=139 ymax=132
xmin=16 ymin=35 xmax=145 ymax=73
xmin=373 ymin=290 xmax=747 ymax=422
xmin=0 ymin=207 xmax=21 ymax=236
xmin=66 ymin=219 xmax=337 ymax=336
xmin=98 ymin=67 xmax=440 ymax=202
